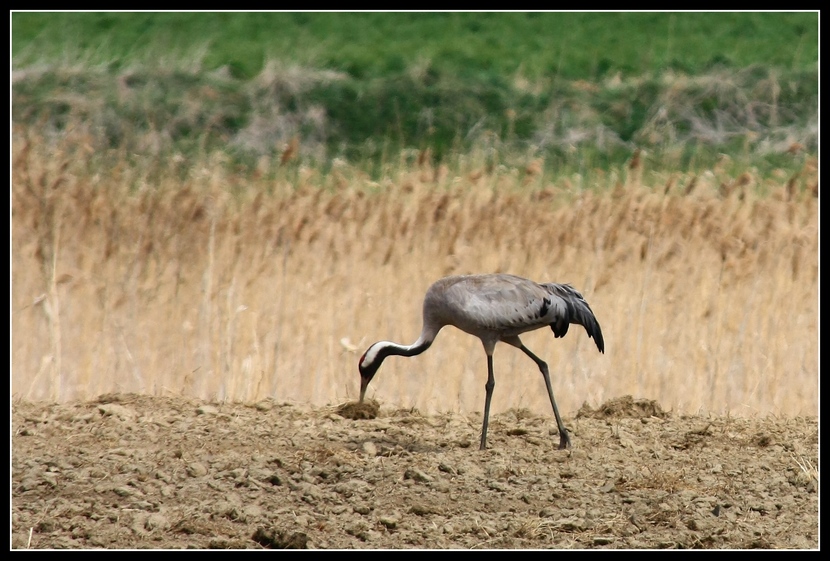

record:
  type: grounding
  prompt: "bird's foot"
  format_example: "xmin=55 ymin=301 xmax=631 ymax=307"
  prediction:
xmin=557 ymin=433 xmax=572 ymax=450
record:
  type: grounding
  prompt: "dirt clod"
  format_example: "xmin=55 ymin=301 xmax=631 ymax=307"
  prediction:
xmin=576 ymin=395 xmax=668 ymax=419
xmin=336 ymin=400 xmax=380 ymax=420
xmin=252 ymin=527 xmax=309 ymax=549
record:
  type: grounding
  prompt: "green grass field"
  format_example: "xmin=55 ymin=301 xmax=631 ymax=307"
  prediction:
xmin=12 ymin=12 xmax=818 ymax=79
xmin=12 ymin=12 xmax=818 ymax=175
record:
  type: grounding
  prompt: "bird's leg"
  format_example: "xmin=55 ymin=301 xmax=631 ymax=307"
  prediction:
xmin=480 ymin=354 xmax=495 ymax=450
xmin=519 ymin=344 xmax=571 ymax=450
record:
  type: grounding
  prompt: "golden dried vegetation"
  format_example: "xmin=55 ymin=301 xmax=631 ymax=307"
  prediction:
xmin=11 ymin=130 xmax=818 ymax=419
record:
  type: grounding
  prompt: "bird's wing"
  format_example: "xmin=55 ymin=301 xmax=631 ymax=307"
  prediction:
xmin=443 ymin=274 xmax=568 ymax=335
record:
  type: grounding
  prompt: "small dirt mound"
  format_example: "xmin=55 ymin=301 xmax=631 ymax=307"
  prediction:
xmin=576 ymin=395 xmax=668 ymax=419
xmin=252 ymin=527 xmax=309 ymax=549
xmin=336 ymin=400 xmax=380 ymax=420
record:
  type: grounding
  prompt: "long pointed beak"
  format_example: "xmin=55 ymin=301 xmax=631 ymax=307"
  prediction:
xmin=359 ymin=377 xmax=369 ymax=403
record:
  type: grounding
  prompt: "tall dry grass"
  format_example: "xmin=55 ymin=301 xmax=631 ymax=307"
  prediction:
xmin=11 ymin=131 xmax=818 ymax=419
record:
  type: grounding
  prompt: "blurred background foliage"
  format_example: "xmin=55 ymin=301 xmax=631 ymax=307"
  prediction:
xmin=12 ymin=12 xmax=818 ymax=177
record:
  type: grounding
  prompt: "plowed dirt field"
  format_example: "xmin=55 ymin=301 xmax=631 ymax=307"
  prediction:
xmin=11 ymin=394 xmax=818 ymax=549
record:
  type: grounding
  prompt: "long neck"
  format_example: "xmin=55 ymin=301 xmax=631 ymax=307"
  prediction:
xmin=359 ymin=322 xmax=443 ymax=403
xmin=370 ymin=332 xmax=434 ymax=363
xmin=359 ymin=323 xmax=440 ymax=374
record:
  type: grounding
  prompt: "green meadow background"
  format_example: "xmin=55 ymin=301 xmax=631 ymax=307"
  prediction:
xmin=13 ymin=12 xmax=818 ymax=176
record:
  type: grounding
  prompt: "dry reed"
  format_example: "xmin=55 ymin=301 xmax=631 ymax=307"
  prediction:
xmin=11 ymin=131 xmax=818 ymax=419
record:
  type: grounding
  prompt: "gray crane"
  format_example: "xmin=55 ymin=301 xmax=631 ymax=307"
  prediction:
xmin=358 ymin=273 xmax=605 ymax=450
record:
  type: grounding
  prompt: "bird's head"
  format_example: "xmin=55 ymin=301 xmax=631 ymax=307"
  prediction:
xmin=358 ymin=342 xmax=385 ymax=402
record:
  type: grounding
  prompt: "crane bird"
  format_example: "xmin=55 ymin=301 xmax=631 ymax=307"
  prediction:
xmin=358 ymin=273 xmax=604 ymax=450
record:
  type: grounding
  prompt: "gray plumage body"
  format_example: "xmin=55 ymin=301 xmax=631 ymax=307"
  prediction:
xmin=358 ymin=273 xmax=604 ymax=450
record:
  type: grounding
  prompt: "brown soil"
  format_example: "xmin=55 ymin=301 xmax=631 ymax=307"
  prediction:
xmin=11 ymin=394 xmax=818 ymax=549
